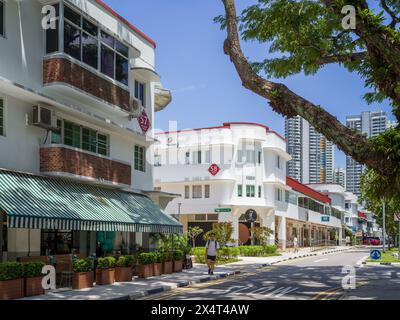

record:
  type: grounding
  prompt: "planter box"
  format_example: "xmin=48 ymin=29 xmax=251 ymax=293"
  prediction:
xmin=0 ymin=279 xmax=24 ymax=300
xmin=153 ymin=263 xmax=162 ymax=276
xmin=138 ymin=264 xmax=153 ymax=278
xmin=162 ymin=261 xmax=173 ymax=274
xmin=95 ymin=268 xmax=115 ymax=285
xmin=173 ymin=260 xmax=183 ymax=273
xmin=115 ymin=267 xmax=133 ymax=282
xmin=72 ymin=272 xmax=93 ymax=290
xmin=24 ymin=277 xmax=45 ymax=297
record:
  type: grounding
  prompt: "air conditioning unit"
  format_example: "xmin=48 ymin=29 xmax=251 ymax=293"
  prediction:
xmin=32 ymin=105 xmax=57 ymax=130
xmin=128 ymin=96 xmax=142 ymax=120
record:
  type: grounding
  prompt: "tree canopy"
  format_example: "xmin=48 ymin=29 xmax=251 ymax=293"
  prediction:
xmin=219 ymin=0 xmax=400 ymax=200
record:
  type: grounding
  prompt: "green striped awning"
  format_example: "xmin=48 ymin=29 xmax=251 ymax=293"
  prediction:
xmin=0 ymin=169 xmax=182 ymax=234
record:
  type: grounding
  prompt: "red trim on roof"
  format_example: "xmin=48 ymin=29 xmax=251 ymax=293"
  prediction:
xmin=286 ymin=176 xmax=332 ymax=204
xmin=95 ymin=0 xmax=156 ymax=48
xmin=156 ymin=122 xmax=286 ymax=142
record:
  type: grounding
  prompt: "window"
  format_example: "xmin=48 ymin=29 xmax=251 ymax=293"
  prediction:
xmin=237 ymin=184 xmax=243 ymax=197
xmin=134 ymin=145 xmax=146 ymax=172
xmin=205 ymin=185 xmax=210 ymax=198
xmin=276 ymin=155 xmax=281 ymax=169
xmin=135 ymin=81 xmax=145 ymax=106
xmin=154 ymin=154 xmax=161 ymax=167
xmin=192 ymin=185 xmax=202 ymax=199
xmin=45 ymin=4 xmax=60 ymax=54
xmin=258 ymin=151 xmax=262 ymax=164
xmin=185 ymin=152 xmax=190 ymax=165
xmin=55 ymin=5 xmax=129 ymax=85
xmin=205 ymin=150 xmax=211 ymax=164
xmin=64 ymin=121 xmax=81 ymax=148
xmin=0 ymin=98 xmax=4 ymax=136
xmin=184 ymin=186 xmax=190 ymax=199
xmin=0 ymin=1 xmax=4 ymax=37
xmin=192 ymin=150 xmax=202 ymax=164
xmin=258 ymin=186 xmax=262 ymax=198
xmin=275 ymin=188 xmax=283 ymax=201
xmin=246 ymin=185 xmax=255 ymax=198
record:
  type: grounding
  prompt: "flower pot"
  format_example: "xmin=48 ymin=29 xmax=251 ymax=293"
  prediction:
xmin=95 ymin=268 xmax=115 ymax=285
xmin=24 ymin=277 xmax=45 ymax=297
xmin=0 ymin=279 xmax=24 ymax=300
xmin=173 ymin=260 xmax=183 ymax=273
xmin=153 ymin=263 xmax=162 ymax=276
xmin=138 ymin=264 xmax=153 ymax=278
xmin=162 ymin=261 xmax=173 ymax=274
xmin=72 ymin=272 xmax=93 ymax=290
xmin=115 ymin=267 xmax=133 ymax=282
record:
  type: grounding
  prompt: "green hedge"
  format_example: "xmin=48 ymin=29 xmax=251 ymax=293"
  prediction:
xmin=0 ymin=262 xmax=24 ymax=281
xmin=23 ymin=262 xmax=46 ymax=278
xmin=73 ymin=259 xmax=92 ymax=273
xmin=138 ymin=253 xmax=156 ymax=265
xmin=97 ymin=257 xmax=116 ymax=269
xmin=238 ymin=245 xmax=278 ymax=256
xmin=173 ymin=250 xmax=184 ymax=261
xmin=116 ymin=255 xmax=134 ymax=268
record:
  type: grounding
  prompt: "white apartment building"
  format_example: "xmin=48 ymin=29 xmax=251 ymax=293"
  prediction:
xmin=285 ymin=116 xmax=334 ymax=184
xmin=0 ymin=0 xmax=181 ymax=261
xmin=345 ymin=111 xmax=388 ymax=196
xmin=154 ymin=122 xmax=342 ymax=249
xmin=334 ymin=168 xmax=346 ymax=189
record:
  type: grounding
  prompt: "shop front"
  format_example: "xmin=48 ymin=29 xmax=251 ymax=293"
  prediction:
xmin=0 ymin=169 xmax=183 ymax=262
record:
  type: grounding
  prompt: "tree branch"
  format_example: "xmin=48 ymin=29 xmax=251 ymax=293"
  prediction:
xmin=315 ymin=51 xmax=367 ymax=66
xmin=380 ymin=0 xmax=400 ymax=28
xmin=221 ymin=0 xmax=395 ymax=177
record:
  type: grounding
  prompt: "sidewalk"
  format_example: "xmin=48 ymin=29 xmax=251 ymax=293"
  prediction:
xmin=22 ymin=246 xmax=351 ymax=300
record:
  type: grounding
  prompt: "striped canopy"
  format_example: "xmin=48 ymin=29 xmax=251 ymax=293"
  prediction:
xmin=0 ymin=169 xmax=182 ymax=234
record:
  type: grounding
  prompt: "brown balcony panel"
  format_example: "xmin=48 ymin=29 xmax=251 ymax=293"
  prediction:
xmin=40 ymin=146 xmax=131 ymax=186
xmin=43 ymin=57 xmax=130 ymax=112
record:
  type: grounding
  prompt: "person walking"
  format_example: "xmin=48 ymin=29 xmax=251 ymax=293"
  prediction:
xmin=205 ymin=233 xmax=219 ymax=275
xmin=293 ymin=236 xmax=299 ymax=253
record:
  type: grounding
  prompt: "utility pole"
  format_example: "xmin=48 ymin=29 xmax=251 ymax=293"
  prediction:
xmin=382 ymin=199 xmax=386 ymax=253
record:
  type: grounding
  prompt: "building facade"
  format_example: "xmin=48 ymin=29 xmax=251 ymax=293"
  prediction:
xmin=285 ymin=116 xmax=334 ymax=184
xmin=345 ymin=111 xmax=388 ymax=196
xmin=154 ymin=122 xmax=343 ymax=249
xmin=0 ymin=0 xmax=181 ymax=262
xmin=334 ymin=168 xmax=346 ymax=189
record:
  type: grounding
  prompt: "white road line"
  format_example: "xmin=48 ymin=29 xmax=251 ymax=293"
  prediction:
xmin=314 ymin=258 xmax=329 ymax=263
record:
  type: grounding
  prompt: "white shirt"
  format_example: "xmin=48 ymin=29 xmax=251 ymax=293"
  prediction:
xmin=206 ymin=240 xmax=219 ymax=256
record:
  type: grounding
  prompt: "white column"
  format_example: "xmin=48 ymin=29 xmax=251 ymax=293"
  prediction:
xmin=219 ymin=210 xmax=239 ymax=246
xmin=262 ymin=210 xmax=275 ymax=245
xmin=278 ymin=216 xmax=287 ymax=250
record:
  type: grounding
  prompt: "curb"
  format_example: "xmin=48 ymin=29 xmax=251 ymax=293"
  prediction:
xmin=125 ymin=270 xmax=241 ymax=300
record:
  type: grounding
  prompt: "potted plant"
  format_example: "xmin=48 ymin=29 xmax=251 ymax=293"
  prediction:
xmin=95 ymin=257 xmax=116 ymax=285
xmin=161 ymin=251 xmax=173 ymax=275
xmin=72 ymin=258 xmax=93 ymax=290
xmin=23 ymin=262 xmax=45 ymax=297
xmin=153 ymin=252 xmax=163 ymax=276
xmin=137 ymin=253 xmax=155 ymax=278
xmin=173 ymin=250 xmax=184 ymax=273
xmin=115 ymin=255 xmax=134 ymax=282
xmin=0 ymin=262 xmax=24 ymax=300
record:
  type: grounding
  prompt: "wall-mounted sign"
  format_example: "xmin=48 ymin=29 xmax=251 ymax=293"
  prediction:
xmin=245 ymin=209 xmax=257 ymax=223
xmin=208 ymin=164 xmax=220 ymax=176
xmin=215 ymin=208 xmax=232 ymax=213
xmin=321 ymin=216 xmax=330 ymax=222
xmin=138 ymin=110 xmax=151 ymax=133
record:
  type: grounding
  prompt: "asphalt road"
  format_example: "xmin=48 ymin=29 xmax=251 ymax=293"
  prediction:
xmin=140 ymin=248 xmax=400 ymax=300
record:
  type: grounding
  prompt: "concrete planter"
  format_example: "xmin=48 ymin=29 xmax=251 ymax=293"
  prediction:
xmin=0 ymin=278 xmax=24 ymax=300
xmin=138 ymin=264 xmax=153 ymax=278
xmin=95 ymin=268 xmax=115 ymax=285
xmin=173 ymin=260 xmax=183 ymax=273
xmin=162 ymin=261 xmax=173 ymax=274
xmin=72 ymin=272 xmax=94 ymax=290
xmin=24 ymin=277 xmax=45 ymax=297
xmin=153 ymin=263 xmax=162 ymax=276
xmin=115 ymin=267 xmax=133 ymax=282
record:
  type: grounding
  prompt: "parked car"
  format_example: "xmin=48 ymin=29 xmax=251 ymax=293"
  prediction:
xmin=362 ymin=237 xmax=381 ymax=245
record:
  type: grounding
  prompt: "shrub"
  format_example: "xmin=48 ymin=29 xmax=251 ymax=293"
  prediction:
xmin=116 ymin=255 xmax=134 ymax=268
xmin=218 ymin=247 xmax=240 ymax=259
xmin=138 ymin=253 xmax=156 ymax=265
xmin=0 ymin=262 xmax=24 ymax=281
xmin=239 ymin=246 xmax=264 ymax=256
xmin=263 ymin=245 xmax=277 ymax=254
xmin=73 ymin=259 xmax=92 ymax=273
xmin=173 ymin=250 xmax=184 ymax=261
xmin=154 ymin=252 xmax=162 ymax=263
xmin=23 ymin=262 xmax=46 ymax=278
xmin=192 ymin=247 xmax=206 ymax=264
xmin=97 ymin=257 xmax=116 ymax=269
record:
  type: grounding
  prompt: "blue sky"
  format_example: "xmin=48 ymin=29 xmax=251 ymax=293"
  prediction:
xmin=103 ymin=0 xmax=394 ymax=168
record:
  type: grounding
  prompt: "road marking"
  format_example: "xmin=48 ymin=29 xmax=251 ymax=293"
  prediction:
xmin=314 ymin=258 xmax=328 ymax=263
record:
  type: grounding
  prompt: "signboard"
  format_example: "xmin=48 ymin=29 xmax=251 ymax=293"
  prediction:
xmin=321 ymin=216 xmax=330 ymax=222
xmin=215 ymin=208 xmax=231 ymax=213
xmin=245 ymin=209 xmax=257 ymax=223
xmin=138 ymin=110 xmax=151 ymax=133
xmin=208 ymin=164 xmax=220 ymax=176
xmin=370 ymin=249 xmax=381 ymax=260
xmin=394 ymin=213 xmax=400 ymax=222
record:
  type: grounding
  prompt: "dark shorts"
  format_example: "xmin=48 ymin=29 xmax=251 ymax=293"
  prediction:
xmin=207 ymin=255 xmax=216 ymax=261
